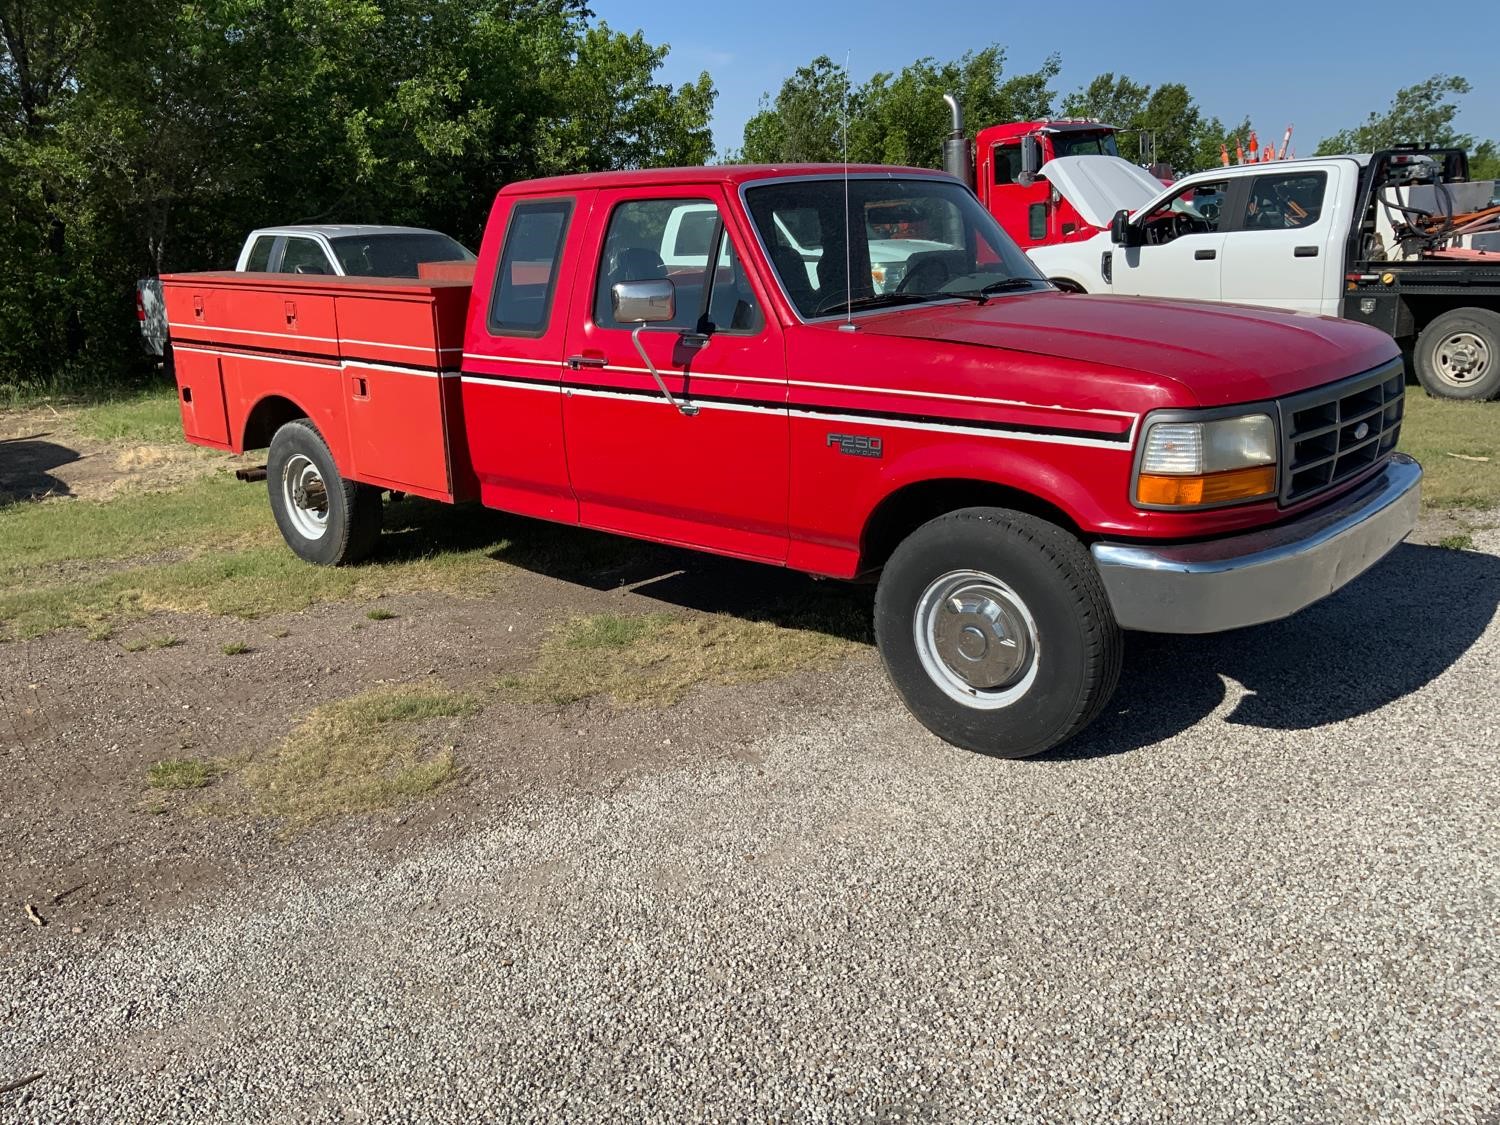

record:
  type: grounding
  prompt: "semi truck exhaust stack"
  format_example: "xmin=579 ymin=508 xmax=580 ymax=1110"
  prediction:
xmin=942 ymin=93 xmax=974 ymax=189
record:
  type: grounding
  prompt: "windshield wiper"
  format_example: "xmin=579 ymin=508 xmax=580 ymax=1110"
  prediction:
xmin=813 ymin=292 xmax=937 ymax=316
xmin=945 ymin=277 xmax=1045 ymax=304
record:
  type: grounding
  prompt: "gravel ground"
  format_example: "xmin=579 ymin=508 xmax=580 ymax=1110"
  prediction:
xmin=3 ymin=526 xmax=1498 ymax=1123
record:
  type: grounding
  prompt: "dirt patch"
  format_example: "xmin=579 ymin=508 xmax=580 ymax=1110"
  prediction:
xmin=0 ymin=405 xmax=241 ymax=506
xmin=0 ymin=545 xmax=880 ymax=955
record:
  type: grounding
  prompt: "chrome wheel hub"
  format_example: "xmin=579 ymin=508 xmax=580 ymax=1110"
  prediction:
xmin=1435 ymin=331 xmax=1491 ymax=386
xmin=281 ymin=454 xmax=329 ymax=540
xmin=914 ymin=570 xmax=1039 ymax=710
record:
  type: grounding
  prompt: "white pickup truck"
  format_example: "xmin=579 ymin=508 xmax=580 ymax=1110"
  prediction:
xmin=1029 ymin=148 xmax=1500 ymax=399
xmin=137 ymin=224 xmax=473 ymax=367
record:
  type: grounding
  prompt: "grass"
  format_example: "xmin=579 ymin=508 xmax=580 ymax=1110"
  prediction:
xmin=1399 ymin=396 xmax=1500 ymax=509
xmin=121 ymin=634 xmax=180 ymax=652
xmin=365 ymin=607 xmax=397 ymax=621
xmin=0 ymin=472 xmax=271 ymax=577
xmin=0 ymin=366 xmax=165 ymax=410
xmin=241 ymin=683 xmax=478 ymax=824
xmin=69 ymin=386 xmax=183 ymax=444
xmin=0 ymin=497 xmax=524 ymax=640
xmin=148 ymin=757 xmax=220 ymax=790
xmin=1438 ymin=532 xmax=1476 ymax=551
xmin=221 ymin=641 xmax=252 ymax=655
xmin=504 ymin=610 xmax=860 ymax=708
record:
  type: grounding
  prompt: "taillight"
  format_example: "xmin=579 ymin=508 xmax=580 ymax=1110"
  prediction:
xmin=136 ymin=290 xmax=146 ymax=321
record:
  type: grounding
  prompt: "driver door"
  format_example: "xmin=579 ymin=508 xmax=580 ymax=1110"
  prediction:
xmin=561 ymin=188 xmax=790 ymax=562
xmin=1113 ymin=177 xmax=1233 ymax=301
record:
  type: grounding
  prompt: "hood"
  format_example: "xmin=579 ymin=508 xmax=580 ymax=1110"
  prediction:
xmin=1039 ymin=156 xmax=1163 ymax=229
xmin=855 ymin=292 xmax=1399 ymax=406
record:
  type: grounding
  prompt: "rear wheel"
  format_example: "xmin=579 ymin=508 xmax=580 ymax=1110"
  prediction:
xmin=874 ymin=508 xmax=1122 ymax=758
xmin=1413 ymin=307 xmax=1500 ymax=400
xmin=266 ymin=419 xmax=381 ymax=565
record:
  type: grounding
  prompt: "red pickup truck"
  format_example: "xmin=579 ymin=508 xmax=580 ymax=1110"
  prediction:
xmin=162 ymin=164 xmax=1421 ymax=758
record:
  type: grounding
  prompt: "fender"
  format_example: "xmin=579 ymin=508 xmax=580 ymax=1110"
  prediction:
xmin=870 ymin=437 xmax=1117 ymax=532
xmin=1027 ymin=237 xmax=1112 ymax=294
xmin=234 ymin=379 xmax=353 ymax=476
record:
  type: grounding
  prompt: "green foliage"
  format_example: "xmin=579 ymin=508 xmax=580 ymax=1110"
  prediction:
xmin=0 ymin=1 xmax=715 ymax=385
xmin=1471 ymin=141 xmax=1500 ymax=183
xmin=736 ymin=47 xmax=1059 ymax=169
xmin=1061 ymin=73 xmax=1249 ymax=173
xmin=1315 ymin=75 xmax=1477 ymax=155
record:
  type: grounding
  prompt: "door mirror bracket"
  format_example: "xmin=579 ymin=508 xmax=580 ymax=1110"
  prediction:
xmin=1110 ymin=208 xmax=1143 ymax=247
xmin=612 ymin=280 xmax=699 ymax=417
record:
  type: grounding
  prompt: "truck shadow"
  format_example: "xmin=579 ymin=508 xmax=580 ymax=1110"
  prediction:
xmin=0 ymin=434 xmax=81 ymax=507
xmin=381 ymin=504 xmax=1497 ymax=758
xmin=1045 ymin=541 xmax=1500 ymax=761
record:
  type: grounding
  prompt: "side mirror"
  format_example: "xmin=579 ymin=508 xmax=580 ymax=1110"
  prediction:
xmin=611 ymin=278 xmax=675 ymax=323
xmin=1110 ymin=208 xmax=1141 ymax=247
xmin=1019 ymin=135 xmax=1043 ymax=184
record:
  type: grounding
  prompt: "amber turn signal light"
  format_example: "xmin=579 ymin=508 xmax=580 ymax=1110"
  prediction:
xmin=1137 ymin=464 xmax=1276 ymax=507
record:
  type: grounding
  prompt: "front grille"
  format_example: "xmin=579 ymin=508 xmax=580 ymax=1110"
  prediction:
xmin=1278 ymin=362 xmax=1404 ymax=505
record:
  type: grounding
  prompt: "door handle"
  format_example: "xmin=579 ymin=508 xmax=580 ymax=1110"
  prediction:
xmin=1294 ymin=246 xmax=1319 ymax=258
xmin=1194 ymin=249 xmax=1217 ymax=261
xmin=566 ymin=355 xmax=608 ymax=370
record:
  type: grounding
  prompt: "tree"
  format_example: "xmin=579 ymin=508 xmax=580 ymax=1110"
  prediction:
xmin=0 ymin=0 xmax=716 ymax=386
xmin=739 ymin=56 xmax=851 ymax=164
xmin=853 ymin=49 xmax=1059 ymax=168
xmin=1315 ymin=74 xmax=1476 ymax=153
xmin=738 ymin=47 xmax=1059 ymax=169
xmin=1061 ymin=72 xmax=1245 ymax=173
xmin=1472 ymin=140 xmax=1499 ymax=182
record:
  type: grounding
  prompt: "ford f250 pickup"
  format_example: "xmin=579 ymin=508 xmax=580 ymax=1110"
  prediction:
xmin=162 ymin=165 xmax=1422 ymax=758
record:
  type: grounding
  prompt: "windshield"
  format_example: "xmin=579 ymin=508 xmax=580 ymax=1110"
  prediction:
xmin=1051 ymin=131 xmax=1120 ymax=159
xmin=328 ymin=232 xmax=475 ymax=278
xmin=744 ymin=177 xmax=1044 ymax=318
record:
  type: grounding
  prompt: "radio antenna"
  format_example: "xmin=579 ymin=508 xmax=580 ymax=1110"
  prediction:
xmin=840 ymin=50 xmax=855 ymax=331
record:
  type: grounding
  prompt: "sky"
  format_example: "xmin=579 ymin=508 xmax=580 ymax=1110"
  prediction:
xmin=589 ymin=0 xmax=1500 ymax=161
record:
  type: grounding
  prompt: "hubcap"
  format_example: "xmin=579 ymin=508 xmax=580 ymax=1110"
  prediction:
xmin=281 ymin=454 xmax=329 ymax=540
xmin=1434 ymin=331 xmax=1492 ymax=387
xmin=913 ymin=570 xmax=1040 ymax=710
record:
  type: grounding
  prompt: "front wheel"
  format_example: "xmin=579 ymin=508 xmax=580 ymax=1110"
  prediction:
xmin=874 ymin=508 xmax=1122 ymax=758
xmin=1412 ymin=307 xmax=1500 ymax=400
xmin=266 ymin=419 xmax=382 ymax=565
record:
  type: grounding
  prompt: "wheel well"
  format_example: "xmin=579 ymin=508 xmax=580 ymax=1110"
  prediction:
xmin=1407 ymin=297 xmax=1500 ymax=340
xmin=1049 ymin=277 xmax=1087 ymax=294
xmin=859 ymin=479 xmax=1084 ymax=574
xmin=241 ymin=395 xmax=308 ymax=451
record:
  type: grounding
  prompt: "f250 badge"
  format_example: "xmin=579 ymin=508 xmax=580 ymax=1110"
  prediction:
xmin=827 ymin=432 xmax=883 ymax=459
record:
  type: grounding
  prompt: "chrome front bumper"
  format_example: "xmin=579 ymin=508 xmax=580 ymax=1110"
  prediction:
xmin=1091 ymin=454 xmax=1422 ymax=634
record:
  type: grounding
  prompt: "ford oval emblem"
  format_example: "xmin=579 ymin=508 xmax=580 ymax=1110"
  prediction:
xmin=1354 ymin=421 xmax=1371 ymax=441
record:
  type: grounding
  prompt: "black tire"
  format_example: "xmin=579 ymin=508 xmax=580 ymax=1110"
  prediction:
xmin=266 ymin=419 xmax=382 ymax=566
xmin=874 ymin=508 xmax=1122 ymax=759
xmin=1412 ymin=307 xmax=1500 ymax=401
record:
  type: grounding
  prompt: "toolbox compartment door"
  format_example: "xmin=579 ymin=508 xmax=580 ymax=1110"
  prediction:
xmin=337 ymin=293 xmax=456 ymax=500
xmin=171 ymin=346 xmax=231 ymax=447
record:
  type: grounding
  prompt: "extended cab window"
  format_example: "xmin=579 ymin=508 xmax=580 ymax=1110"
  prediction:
xmin=489 ymin=199 xmax=572 ymax=336
xmin=245 ymin=236 xmax=274 ymax=272
xmin=280 ymin=237 xmax=333 ymax=275
xmin=594 ymin=199 xmax=761 ymax=334
xmin=1241 ymin=171 xmax=1327 ymax=230
xmin=1137 ymin=179 xmax=1230 ymax=245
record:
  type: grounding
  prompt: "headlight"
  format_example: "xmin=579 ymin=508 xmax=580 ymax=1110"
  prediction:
xmin=1136 ymin=412 xmax=1277 ymax=508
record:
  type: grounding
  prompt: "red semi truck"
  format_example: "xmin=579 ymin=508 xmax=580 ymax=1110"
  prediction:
xmin=163 ymin=164 xmax=1421 ymax=758
xmin=939 ymin=95 xmax=1167 ymax=253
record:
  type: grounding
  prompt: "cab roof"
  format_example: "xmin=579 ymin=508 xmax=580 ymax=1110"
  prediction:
xmin=498 ymin=164 xmax=951 ymax=196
